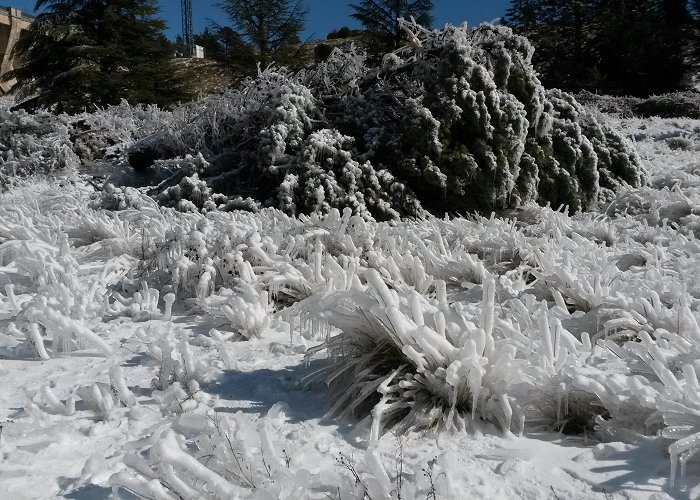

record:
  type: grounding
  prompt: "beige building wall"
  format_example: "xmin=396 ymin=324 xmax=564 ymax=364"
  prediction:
xmin=0 ymin=7 xmax=32 ymax=94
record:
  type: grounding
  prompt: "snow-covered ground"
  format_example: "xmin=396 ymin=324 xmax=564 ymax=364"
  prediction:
xmin=1 ymin=112 xmax=700 ymax=499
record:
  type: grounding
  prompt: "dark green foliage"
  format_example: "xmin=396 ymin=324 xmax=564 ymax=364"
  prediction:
xmin=505 ymin=0 xmax=696 ymax=96
xmin=313 ymin=43 xmax=334 ymax=62
xmin=594 ymin=0 xmax=688 ymax=96
xmin=217 ymin=0 xmax=306 ymax=67
xmin=350 ymin=0 xmax=433 ymax=51
xmin=688 ymin=1 xmax=700 ymax=69
xmin=6 ymin=0 xmax=192 ymax=113
xmin=193 ymin=26 xmax=256 ymax=76
xmin=327 ymin=26 xmax=364 ymax=39
xmin=329 ymin=23 xmax=646 ymax=214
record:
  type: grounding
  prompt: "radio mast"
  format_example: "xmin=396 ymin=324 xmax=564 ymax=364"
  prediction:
xmin=181 ymin=0 xmax=193 ymax=57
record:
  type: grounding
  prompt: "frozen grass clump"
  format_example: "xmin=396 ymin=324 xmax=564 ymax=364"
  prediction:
xmin=109 ymin=411 xmax=406 ymax=500
xmin=1 ymin=109 xmax=700 ymax=492
xmin=0 ymin=107 xmax=77 ymax=190
xmin=304 ymin=272 xmax=530 ymax=436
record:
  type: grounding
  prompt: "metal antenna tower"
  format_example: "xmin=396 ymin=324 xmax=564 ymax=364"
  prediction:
xmin=181 ymin=0 xmax=193 ymax=57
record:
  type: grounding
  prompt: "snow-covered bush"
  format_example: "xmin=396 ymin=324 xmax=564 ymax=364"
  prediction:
xmin=634 ymin=91 xmax=700 ymax=119
xmin=324 ymin=22 xmax=646 ymax=215
xmin=0 ymin=108 xmax=78 ymax=189
xmin=109 ymin=409 xmax=422 ymax=500
xmin=574 ymin=91 xmax=640 ymax=118
xmin=96 ymin=22 xmax=646 ymax=219
xmin=1 ymin=22 xmax=646 ymax=219
xmin=199 ymin=284 xmax=270 ymax=339
xmin=279 ymin=129 xmax=420 ymax=219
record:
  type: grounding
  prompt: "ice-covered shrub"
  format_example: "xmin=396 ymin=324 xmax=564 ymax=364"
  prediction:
xmin=279 ymin=129 xmax=420 ymax=219
xmin=1 ymin=22 xmax=647 ymax=218
xmin=3 ymin=153 xmax=700 ymax=491
xmin=199 ymin=284 xmax=271 ymax=339
xmin=135 ymin=326 xmax=217 ymax=414
xmin=104 ymin=21 xmax=645 ymax=219
xmin=633 ymin=91 xmax=700 ymax=119
xmin=303 ymin=271 xmax=530 ymax=436
xmin=324 ymin=22 xmax=646 ymax=215
xmin=667 ymin=137 xmax=695 ymax=151
xmin=0 ymin=98 xmax=178 ymax=190
xmin=574 ymin=91 xmax=640 ymax=118
xmin=0 ymin=107 xmax=78 ymax=189
xmin=110 ymin=410 xmax=406 ymax=500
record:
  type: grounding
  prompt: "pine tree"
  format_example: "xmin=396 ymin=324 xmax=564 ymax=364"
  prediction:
xmin=595 ymin=0 xmax=692 ymax=95
xmin=691 ymin=0 xmax=700 ymax=70
xmin=506 ymin=0 xmax=694 ymax=96
xmin=5 ymin=0 xmax=192 ymax=113
xmin=350 ymin=0 xmax=434 ymax=51
xmin=193 ymin=26 xmax=255 ymax=71
xmin=505 ymin=0 xmax=600 ymax=92
xmin=218 ymin=0 xmax=306 ymax=67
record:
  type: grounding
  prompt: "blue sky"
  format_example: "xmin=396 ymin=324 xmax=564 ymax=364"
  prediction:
xmin=11 ymin=1 xmax=510 ymax=41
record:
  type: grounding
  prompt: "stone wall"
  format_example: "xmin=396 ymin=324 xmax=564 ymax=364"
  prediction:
xmin=0 ymin=7 xmax=33 ymax=94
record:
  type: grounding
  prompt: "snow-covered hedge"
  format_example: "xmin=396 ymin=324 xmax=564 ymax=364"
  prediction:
xmin=127 ymin=22 xmax=645 ymax=218
xmin=0 ymin=108 xmax=77 ymax=189
xmin=0 ymin=100 xmax=176 ymax=190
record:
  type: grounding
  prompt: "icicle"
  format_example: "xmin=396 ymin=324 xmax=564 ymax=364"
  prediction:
xmin=163 ymin=293 xmax=176 ymax=320
xmin=539 ymin=301 xmax=554 ymax=368
xmin=370 ymin=370 xmax=400 ymax=444
xmin=552 ymin=318 xmax=563 ymax=362
xmin=480 ymin=276 xmax=496 ymax=345
xmin=435 ymin=310 xmax=446 ymax=338
xmin=22 ymin=322 xmax=50 ymax=360
xmin=41 ymin=385 xmax=72 ymax=415
xmin=499 ymin=394 xmax=513 ymax=435
xmin=669 ymin=431 xmax=700 ymax=488
xmin=109 ymin=363 xmax=136 ymax=407
xmin=366 ymin=269 xmax=395 ymax=307
xmin=551 ymin=288 xmax=568 ymax=313
xmin=210 ymin=329 xmax=234 ymax=370
xmin=410 ymin=293 xmax=424 ymax=326
xmin=436 ymin=279 xmax=447 ymax=309
xmin=4 ymin=284 xmax=20 ymax=315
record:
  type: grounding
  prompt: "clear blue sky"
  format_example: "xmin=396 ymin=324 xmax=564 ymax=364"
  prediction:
xmin=11 ymin=1 xmax=510 ymax=41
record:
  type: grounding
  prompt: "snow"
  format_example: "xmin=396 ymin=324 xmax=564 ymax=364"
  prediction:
xmin=1 ymin=103 xmax=700 ymax=498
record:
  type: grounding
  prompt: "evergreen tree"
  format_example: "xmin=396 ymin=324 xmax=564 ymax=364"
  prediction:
xmin=681 ymin=0 xmax=700 ymax=75
xmin=594 ymin=0 xmax=691 ymax=95
xmin=506 ymin=0 xmax=694 ymax=96
xmin=194 ymin=26 xmax=255 ymax=69
xmin=218 ymin=0 xmax=306 ymax=67
xmin=505 ymin=1 xmax=600 ymax=92
xmin=5 ymin=0 xmax=192 ymax=113
xmin=350 ymin=0 xmax=434 ymax=51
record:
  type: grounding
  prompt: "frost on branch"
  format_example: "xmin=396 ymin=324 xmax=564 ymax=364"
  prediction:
xmin=304 ymin=270 xmax=528 ymax=436
xmin=110 ymin=22 xmax=645 ymax=219
xmin=279 ymin=129 xmax=420 ymax=220
xmin=109 ymin=412 xmax=365 ymax=499
xmin=324 ymin=22 xmax=647 ymax=215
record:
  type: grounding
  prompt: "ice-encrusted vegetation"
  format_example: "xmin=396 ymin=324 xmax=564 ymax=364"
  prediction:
xmin=2 ymin=24 xmax=700 ymax=500
xmin=1 ymin=117 xmax=700 ymax=495
xmin=2 ymin=23 xmax=646 ymax=220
